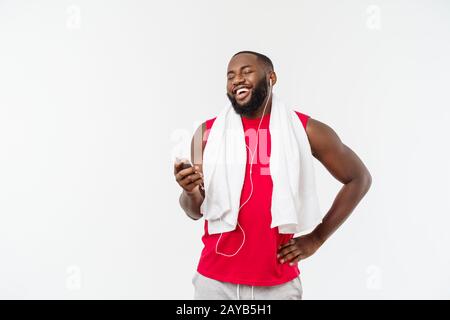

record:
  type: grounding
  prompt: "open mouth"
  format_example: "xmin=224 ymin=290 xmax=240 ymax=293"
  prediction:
xmin=235 ymin=88 xmax=251 ymax=100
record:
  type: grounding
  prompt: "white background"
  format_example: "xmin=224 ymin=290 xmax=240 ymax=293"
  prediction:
xmin=1 ymin=0 xmax=449 ymax=299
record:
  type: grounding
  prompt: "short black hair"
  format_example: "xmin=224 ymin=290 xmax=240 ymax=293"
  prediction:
xmin=232 ymin=50 xmax=274 ymax=72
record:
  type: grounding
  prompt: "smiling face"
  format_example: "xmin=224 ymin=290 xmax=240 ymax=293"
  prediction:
xmin=226 ymin=53 xmax=270 ymax=117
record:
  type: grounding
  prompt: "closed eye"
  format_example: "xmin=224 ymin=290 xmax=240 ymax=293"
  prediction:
xmin=226 ymin=69 xmax=252 ymax=80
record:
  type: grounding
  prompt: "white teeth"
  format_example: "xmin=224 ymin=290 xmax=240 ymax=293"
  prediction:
xmin=236 ymin=88 xmax=249 ymax=95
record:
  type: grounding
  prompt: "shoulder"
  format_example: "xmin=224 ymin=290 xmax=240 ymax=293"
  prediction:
xmin=191 ymin=117 xmax=216 ymax=163
xmin=293 ymin=110 xmax=311 ymax=130
xmin=203 ymin=117 xmax=217 ymax=142
xmin=302 ymin=116 xmax=344 ymax=159
xmin=292 ymin=110 xmax=339 ymax=149
xmin=192 ymin=117 xmax=215 ymax=141
xmin=205 ymin=117 xmax=216 ymax=129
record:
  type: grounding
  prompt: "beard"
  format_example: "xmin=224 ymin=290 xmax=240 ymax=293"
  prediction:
xmin=227 ymin=77 xmax=268 ymax=117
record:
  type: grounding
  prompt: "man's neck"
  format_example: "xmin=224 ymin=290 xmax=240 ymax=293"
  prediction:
xmin=241 ymin=96 xmax=272 ymax=119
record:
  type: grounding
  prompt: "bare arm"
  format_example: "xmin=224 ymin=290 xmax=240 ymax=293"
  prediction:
xmin=278 ymin=118 xmax=372 ymax=264
xmin=177 ymin=122 xmax=206 ymax=220
xmin=179 ymin=187 xmax=204 ymax=220
xmin=307 ymin=118 xmax=372 ymax=243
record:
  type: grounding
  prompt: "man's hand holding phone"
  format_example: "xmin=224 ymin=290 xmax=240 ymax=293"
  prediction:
xmin=174 ymin=158 xmax=204 ymax=195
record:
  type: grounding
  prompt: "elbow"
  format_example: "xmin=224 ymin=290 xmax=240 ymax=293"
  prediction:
xmin=187 ymin=210 xmax=203 ymax=221
xmin=178 ymin=192 xmax=185 ymax=209
xmin=191 ymin=213 xmax=203 ymax=221
xmin=361 ymin=171 xmax=372 ymax=194
xmin=351 ymin=170 xmax=372 ymax=195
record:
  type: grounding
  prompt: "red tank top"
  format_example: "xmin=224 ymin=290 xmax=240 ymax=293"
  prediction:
xmin=196 ymin=110 xmax=310 ymax=286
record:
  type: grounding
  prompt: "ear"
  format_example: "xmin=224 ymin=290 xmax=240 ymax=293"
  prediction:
xmin=269 ymin=71 xmax=277 ymax=86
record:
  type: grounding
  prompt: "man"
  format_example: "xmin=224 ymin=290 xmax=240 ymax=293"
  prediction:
xmin=174 ymin=51 xmax=372 ymax=300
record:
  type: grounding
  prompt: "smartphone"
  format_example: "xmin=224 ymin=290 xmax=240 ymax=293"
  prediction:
xmin=176 ymin=157 xmax=192 ymax=170
xmin=181 ymin=161 xmax=193 ymax=170
xmin=177 ymin=158 xmax=204 ymax=192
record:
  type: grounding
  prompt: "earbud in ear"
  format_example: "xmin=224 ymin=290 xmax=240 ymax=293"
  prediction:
xmin=269 ymin=79 xmax=273 ymax=86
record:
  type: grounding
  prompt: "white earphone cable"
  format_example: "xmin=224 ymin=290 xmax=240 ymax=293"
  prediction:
xmin=215 ymin=79 xmax=273 ymax=257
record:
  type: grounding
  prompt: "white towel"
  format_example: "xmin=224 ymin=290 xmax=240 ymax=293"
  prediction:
xmin=200 ymin=93 xmax=322 ymax=235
